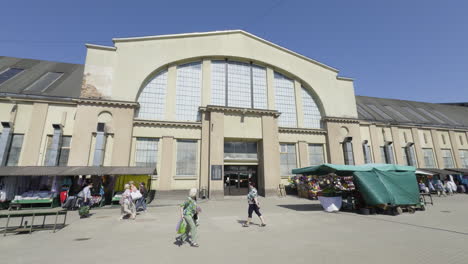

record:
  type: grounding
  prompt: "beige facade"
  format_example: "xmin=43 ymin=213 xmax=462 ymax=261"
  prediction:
xmin=1 ymin=30 xmax=468 ymax=197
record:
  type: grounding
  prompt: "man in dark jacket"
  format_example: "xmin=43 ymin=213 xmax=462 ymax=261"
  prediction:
xmin=136 ymin=182 xmax=148 ymax=212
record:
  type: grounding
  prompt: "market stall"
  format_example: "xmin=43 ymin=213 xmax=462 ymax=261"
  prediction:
xmin=291 ymin=164 xmax=422 ymax=215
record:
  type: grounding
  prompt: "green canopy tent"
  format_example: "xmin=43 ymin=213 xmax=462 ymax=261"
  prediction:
xmin=292 ymin=164 xmax=419 ymax=206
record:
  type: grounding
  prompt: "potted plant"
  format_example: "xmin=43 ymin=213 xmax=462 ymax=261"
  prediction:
xmin=317 ymin=182 xmax=343 ymax=212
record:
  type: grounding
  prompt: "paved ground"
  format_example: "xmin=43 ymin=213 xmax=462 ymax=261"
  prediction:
xmin=1 ymin=194 xmax=467 ymax=264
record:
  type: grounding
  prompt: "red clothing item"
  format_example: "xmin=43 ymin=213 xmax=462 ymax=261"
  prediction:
xmin=60 ymin=191 xmax=68 ymax=204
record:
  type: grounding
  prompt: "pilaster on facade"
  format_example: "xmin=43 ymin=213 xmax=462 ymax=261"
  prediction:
xmin=20 ymin=103 xmax=48 ymax=166
xmin=448 ymin=130 xmax=463 ymax=167
xmin=430 ymin=129 xmax=443 ymax=168
xmin=369 ymin=125 xmax=383 ymax=163
xmin=294 ymin=80 xmax=304 ymax=128
xmin=165 ymin=65 xmax=177 ymax=120
xmin=201 ymin=59 xmax=211 ymax=106
xmin=390 ymin=126 xmax=404 ymax=165
xmin=266 ymin=68 xmax=276 ymax=110
xmin=159 ymin=136 xmax=175 ymax=191
xmin=297 ymin=141 xmax=309 ymax=168
xmin=410 ymin=127 xmax=425 ymax=168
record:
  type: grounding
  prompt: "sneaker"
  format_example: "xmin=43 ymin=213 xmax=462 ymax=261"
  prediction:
xmin=191 ymin=242 xmax=199 ymax=247
xmin=261 ymin=223 xmax=266 ymax=227
xmin=243 ymin=223 xmax=249 ymax=227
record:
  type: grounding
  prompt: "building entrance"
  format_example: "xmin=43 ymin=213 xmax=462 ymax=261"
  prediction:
xmin=223 ymin=165 xmax=257 ymax=196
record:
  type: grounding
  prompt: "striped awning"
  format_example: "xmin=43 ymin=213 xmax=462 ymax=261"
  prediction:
xmin=0 ymin=166 xmax=156 ymax=176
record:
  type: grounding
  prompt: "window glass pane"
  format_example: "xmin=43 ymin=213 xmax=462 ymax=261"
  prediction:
xmin=280 ymin=143 xmax=296 ymax=176
xmin=417 ymin=108 xmax=445 ymax=124
xmin=363 ymin=144 xmax=372 ymax=164
xmin=343 ymin=141 xmax=354 ymax=165
xmin=224 ymin=142 xmax=257 ymax=160
xmin=176 ymin=62 xmax=202 ymax=121
xmin=308 ymin=144 xmax=324 ymax=165
xmin=302 ymin=87 xmax=322 ymax=128
xmin=24 ymin=72 xmax=63 ymax=92
xmin=6 ymin=134 xmax=24 ymax=166
xmin=460 ymin=150 xmax=468 ymax=168
xmin=176 ymin=140 xmax=198 ymax=176
xmin=274 ymin=73 xmax=297 ymax=127
xmin=211 ymin=61 xmax=226 ymax=106
xmin=384 ymin=106 xmax=411 ymax=122
xmin=402 ymin=107 xmax=429 ymax=123
xmin=137 ymin=70 xmax=168 ymax=120
xmin=441 ymin=149 xmax=454 ymax=168
xmin=227 ymin=61 xmax=251 ymax=108
xmin=367 ymin=105 xmax=393 ymax=120
xmin=135 ymin=138 xmax=158 ymax=167
xmin=402 ymin=147 xmax=408 ymax=166
xmin=423 ymin=148 xmax=436 ymax=167
xmin=0 ymin=68 xmax=24 ymax=85
xmin=252 ymin=65 xmax=267 ymax=109
xmin=58 ymin=136 xmax=72 ymax=166
xmin=380 ymin=146 xmax=387 ymax=164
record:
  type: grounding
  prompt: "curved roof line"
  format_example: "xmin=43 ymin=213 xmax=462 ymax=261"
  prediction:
xmin=108 ymin=30 xmax=339 ymax=73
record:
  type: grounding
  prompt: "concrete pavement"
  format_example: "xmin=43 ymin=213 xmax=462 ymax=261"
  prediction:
xmin=0 ymin=195 xmax=467 ymax=264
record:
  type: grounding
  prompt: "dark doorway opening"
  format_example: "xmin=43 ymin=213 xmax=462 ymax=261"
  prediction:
xmin=224 ymin=165 xmax=257 ymax=196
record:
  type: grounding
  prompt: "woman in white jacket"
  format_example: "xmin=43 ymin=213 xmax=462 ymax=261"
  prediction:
xmin=119 ymin=184 xmax=136 ymax=220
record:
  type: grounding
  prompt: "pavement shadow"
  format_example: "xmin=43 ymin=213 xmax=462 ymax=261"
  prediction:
xmin=236 ymin=220 xmax=260 ymax=226
xmin=277 ymin=204 xmax=324 ymax=212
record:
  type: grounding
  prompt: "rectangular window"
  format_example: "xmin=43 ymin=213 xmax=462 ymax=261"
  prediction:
xmin=302 ymin=87 xmax=322 ymax=129
xmin=228 ymin=61 xmax=252 ymax=108
xmin=224 ymin=142 xmax=257 ymax=160
xmin=135 ymin=138 xmax=158 ymax=167
xmin=343 ymin=141 xmax=354 ymax=165
xmin=175 ymin=62 xmax=202 ymax=122
xmin=280 ymin=143 xmax=297 ymax=176
xmin=211 ymin=61 xmax=226 ymax=106
xmin=252 ymin=65 xmax=268 ymax=109
xmin=176 ymin=140 xmax=198 ymax=176
xmin=402 ymin=147 xmax=408 ymax=166
xmin=44 ymin=135 xmax=72 ymax=166
xmin=6 ymin=134 xmax=24 ymax=166
xmin=308 ymin=144 xmax=324 ymax=166
xmin=24 ymin=72 xmax=63 ymax=92
xmin=0 ymin=68 xmax=24 ymax=85
xmin=274 ymin=73 xmax=297 ymax=127
xmin=363 ymin=143 xmax=372 ymax=164
xmin=460 ymin=150 xmax=468 ymax=168
xmin=422 ymin=148 xmax=436 ymax=168
xmin=380 ymin=146 xmax=388 ymax=164
xmin=441 ymin=149 xmax=454 ymax=168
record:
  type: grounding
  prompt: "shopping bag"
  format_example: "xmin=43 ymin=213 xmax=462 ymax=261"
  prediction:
xmin=79 ymin=206 xmax=90 ymax=218
xmin=131 ymin=190 xmax=143 ymax=200
xmin=177 ymin=218 xmax=187 ymax=234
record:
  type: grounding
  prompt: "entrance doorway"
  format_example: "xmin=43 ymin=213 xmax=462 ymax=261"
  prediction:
xmin=224 ymin=165 xmax=257 ymax=196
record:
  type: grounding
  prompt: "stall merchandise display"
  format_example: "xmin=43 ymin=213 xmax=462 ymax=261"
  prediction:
xmin=289 ymin=174 xmax=355 ymax=200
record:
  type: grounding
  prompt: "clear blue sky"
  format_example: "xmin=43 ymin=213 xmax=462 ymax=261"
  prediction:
xmin=1 ymin=0 xmax=467 ymax=103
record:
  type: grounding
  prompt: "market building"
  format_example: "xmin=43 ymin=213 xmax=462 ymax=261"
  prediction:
xmin=0 ymin=30 xmax=467 ymax=200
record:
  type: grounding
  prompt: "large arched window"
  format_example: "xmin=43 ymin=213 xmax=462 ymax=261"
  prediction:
xmin=137 ymin=70 xmax=168 ymax=120
xmin=274 ymin=72 xmax=297 ymax=127
xmin=301 ymin=87 xmax=322 ymax=129
xmin=211 ymin=60 xmax=267 ymax=109
xmin=175 ymin=62 xmax=202 ymax=121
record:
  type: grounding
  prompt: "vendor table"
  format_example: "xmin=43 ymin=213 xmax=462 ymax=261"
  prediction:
xmin=0 ymin=208 xmax=67 ymax=236
xmin=9 ymin=198 xmax=57 ymax=210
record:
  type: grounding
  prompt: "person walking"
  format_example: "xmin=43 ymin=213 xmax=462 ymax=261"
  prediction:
xmin=119 ymin=184 xmax=136 ymax=220
xmin=77 ymin=181 xmax=93 ymax=207
xmin=176 ymin=188 xmax=200 ymax=247
xmin=243 ymin=182 xmax=266 ymax=227
xmin=136 ymin=182 xmax=148 ymax=212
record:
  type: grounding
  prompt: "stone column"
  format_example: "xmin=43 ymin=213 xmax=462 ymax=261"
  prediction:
xmin=297 ymin=141 xmax=309 ymax=167
xmin=294 ymin=80 xmax=304 ymax=128
xmin=448 ymin=131 xmax=462 ymax=168
xmin=430 ymin=129 xmax=444 ymax=168
xmin=201 ymin=60 xmax=211 ymax=106
xmin=208 ymin=111 xmax=225 ymax=199
xmin=260 ymin=115 xmax=281 ymax=197
xmin=266 ymin=68 xmax=276 ymax=110
xmin=165 ymin=65 xmax=177 ymax=120
xmin=325 ymin=121 xmax=344 ymax=164
xmin=390 ymin=126 xmax=404 ymax=165
xmin=369 ymin=124 xmax=382 ymax=163
xmin=110 ymin=107 xmax=134 ymax=166
xmin=68 ymin=105 xmax=97 ymax=166
xmin=159 ymin=136 xmax=174 ymax=191
xmin=21 ymin=103 xmax=48 ymax=165
xmin=199 ymin=111 xmax=210 ymax=193
xmin=410 ymin=128 xmax=424 ymax=168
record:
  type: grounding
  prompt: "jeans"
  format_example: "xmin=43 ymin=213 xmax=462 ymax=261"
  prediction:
xmin=180 ymin=215 xmax=198 ymax=243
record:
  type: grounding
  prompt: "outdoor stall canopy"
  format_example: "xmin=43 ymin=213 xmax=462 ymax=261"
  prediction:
xmin=292 ymin=163 xmax=419 ymax=206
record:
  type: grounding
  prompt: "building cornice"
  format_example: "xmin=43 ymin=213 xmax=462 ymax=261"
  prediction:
xmin=75 ymin=98 xmax=138 ymax=108
xmin=134 ymin=119 xmax=202 ymax=129
xmin=85 ymin=44 xmax=117 ymax=51
xmin=357 ymin=119 xmax=468 ymax=131
xmin=200 ymin=105 xmax=281 ymax=117
xmin=336 ymin=76 xmax=354 ymax=82
xmin=323 ymin=117 xmax=360 ymax=124
xmin=279 ymin=127 xmax=327 ymax=135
